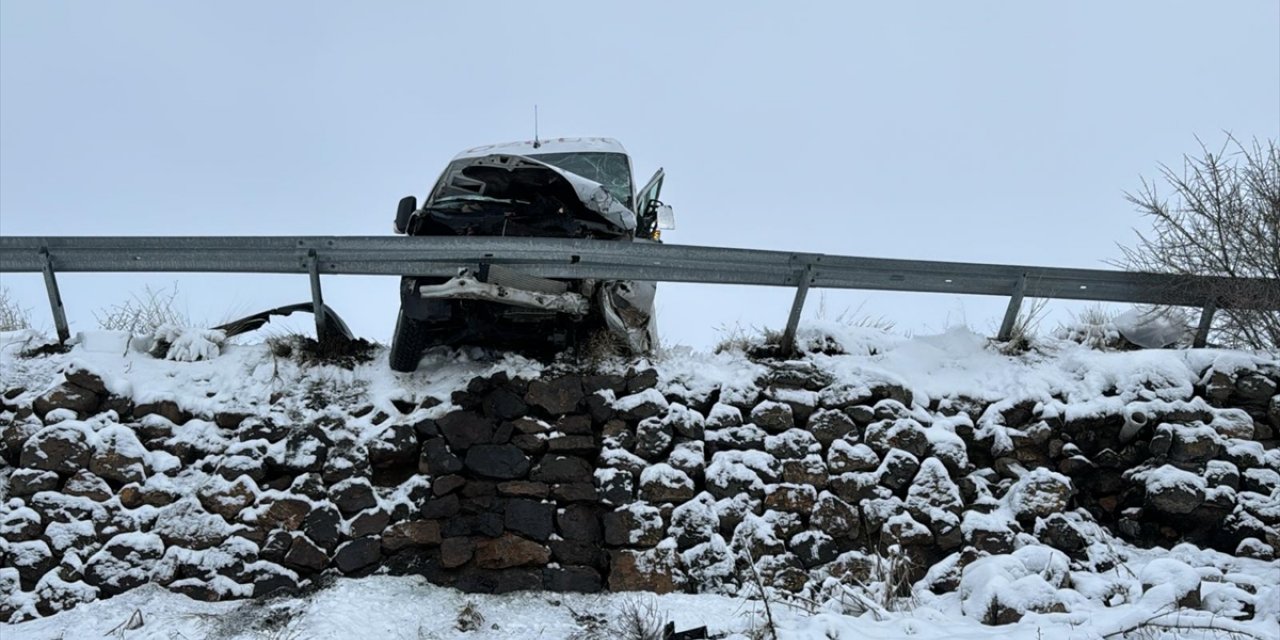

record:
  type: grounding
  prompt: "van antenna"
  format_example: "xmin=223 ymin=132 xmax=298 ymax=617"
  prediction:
xmin=533 ymin=105 xmax=541 ymax=149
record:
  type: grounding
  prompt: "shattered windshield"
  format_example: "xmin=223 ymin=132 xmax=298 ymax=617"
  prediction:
xmin=430 ymin=152 xmax=634 ymax=209
xmin=528 ymin=152 xmax=633 ymax=209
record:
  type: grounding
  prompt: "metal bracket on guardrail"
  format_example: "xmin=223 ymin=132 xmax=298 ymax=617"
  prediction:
xmin=781 ymin=262 xmax=815 ymax=357
xmin=306 ymin=250 xmax=328 ymax=341
xmin=996 ymin=274 xmax=1029 ymax=342
xmin=1193 ymin=298 xmax=1218 ymax=348
xmin=39 ymin=247 xmax=70 ymax=343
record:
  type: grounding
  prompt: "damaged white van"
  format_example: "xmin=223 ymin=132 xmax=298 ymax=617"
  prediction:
xmin=389 ymin=137 xmax=673 ymax=372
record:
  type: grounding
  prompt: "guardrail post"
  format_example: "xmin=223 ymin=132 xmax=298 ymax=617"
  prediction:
xmin=781 ymin=263 xmax=814 ymax=358
xmin=39 ymin=248 xmax=71 ymax=343
xmin=996 ymin=274 xmax=1028 ymax=342
xmin=1193 ymin=298 xmax=1217 ymax=348
xmin=307 ymin=250 xmax=328 ymax=341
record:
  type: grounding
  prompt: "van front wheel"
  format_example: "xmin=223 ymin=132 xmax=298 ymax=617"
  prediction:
xmin=389 ymin=310 xmax=430 ymax=372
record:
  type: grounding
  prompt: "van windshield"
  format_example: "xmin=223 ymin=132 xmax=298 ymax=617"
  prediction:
xmin=528 ymin=152 xmax=633 ymax=209
xmin=431 ymin=152 xmax=633 ymax=209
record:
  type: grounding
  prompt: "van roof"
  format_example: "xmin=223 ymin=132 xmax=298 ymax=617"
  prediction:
xmin=452 ymin=137 xmax=628 ymax=160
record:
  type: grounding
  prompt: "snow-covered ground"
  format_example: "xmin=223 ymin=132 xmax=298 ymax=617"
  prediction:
xmin=6 ymin=545 xmax=1278 ymax=640
xmin=2 ymin=323 xmax=1279 ymax=639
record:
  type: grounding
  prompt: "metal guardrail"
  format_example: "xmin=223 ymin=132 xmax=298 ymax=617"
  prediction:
xmin=2 ymin=235 xmax=1277 ymax=351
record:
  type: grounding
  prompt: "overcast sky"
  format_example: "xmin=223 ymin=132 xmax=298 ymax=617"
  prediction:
xmin=2 ymin=2 xmax=1278 ymax=349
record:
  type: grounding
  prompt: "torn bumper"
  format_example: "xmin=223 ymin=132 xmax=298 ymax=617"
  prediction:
xmin=419 ymin=269 xmax=591 ymax=316
xmin=415 ymin=267 xmax=656 ymax=353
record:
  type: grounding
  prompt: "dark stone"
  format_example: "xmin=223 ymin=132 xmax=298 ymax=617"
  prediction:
xmin=491 ymin=421 xmax=516 ymax=445
xmin=1235 ymin=373 xmax=1277 ymax=404
xmin=134 ymin=399 xmax=190 ymax=425
xmin=530 ymin=455 xmax=593 ymax=483
xmin=251 ymin=570 xmax=298 ymax=598
xmin=792 ymin=532 xmax=838 ymax=568
xmin=296 ymin=504 xmax=337 ymax=550
xmin=511 ymin=434 xmax=548 ymax=455
xmin=879 ymin=450 xmax=921 ymax=492
xmin=279 ymin=426 xmax=330 ymax=474
xmin=552 ymin=482 xmax=598 ymax=503
xmin=443 ymin=512 xmax=504 ymax=538
xmin=596 ymin=469 xmax=634 ymax=506
xmin=460 ymin=495 xmax=497 ymax=514
xmin=331 ymin=478 xmax=377 ymax=515
xmin=433 ymin=474 xmax=467 ymax=496
xmin=751 ymin=401 xmax=794 ymax=433
xmin=504 ymin=499 xmax=555 ymax=541
xmin=260 ymin=530 xmax=292 ymax=564
xmin=1038 ymin=514 xmax=1087 ymax=553
xmin=557 ymin=414 xmax=595 ymax=435
xmin=550 ymin=540 xmax=608 ymax=567
xmin=33 ymin=383 xmax=101 ymax=419
xmin=413 ymin=418 xmax=439 ymax=439
xmin=420 ymin=438 xmax=464 ymax=476
xmin=334 ymin=537 xmax=382 ymax=574
xmin=382 ymin=520 xmax=442 ymax=553
xmin=438 ymin=411 xmax=496 ymax=452
xmin=544 ymin=566 xmax=603 ymax=592
xmin=464 ymin=444 xmax=531 ymax=479
xmin=284 ymin=535 xmax=329 ymax=573
xmin=0 ymin=509 xmax=41 ymax=542
xmin=236 ymin=416 xmax=286 ymax=441
xmin=635 ymin=417 xmax=673 ymax=460
xmin=584 ymin=374 xmax=627 ymax=396
xmin=368 ymin=423 xmax=418 ymax=469
xmin=64 ymin=368 xmax=108 ymax=396
xmin=9 ymin=468 xmax=59 ymax=496
xmin=547 ymin=435 xmax=597 ymax=456
xmin=498 ymin=481 xmax=551 ymax=499
xmin=19 ymin=423 xmax=92 ymax=474
xmin=626 ymin=368 xmax=660 ymax=394
xmin=441 ymin=537 xmax=475 ymax=569
xmin=586 ymin=394 xmax=616 ymax=423
xmin=422 ymin=494 xmax=461 ymax=519
xmin=474 ymin=533 xmax=551 ymax=569
xmin=482 ymin=388 xmax=528 ymax=421
xmin=557 ymin=504 xmax=602 ymax=542
xmin=604 ymin=506 xmax=664 ymax=547
xmin=349 ymin=508 xmax=391 ymax=538
xmin=459 ymin=568 xmax=544 ymax=594
xmin=617 ymin=391 xmax=667 ymax=422
xmin=461 ymin=481 xmax=497 ymax=498
xmin=525 ymin=376 xmax=584 ymax=415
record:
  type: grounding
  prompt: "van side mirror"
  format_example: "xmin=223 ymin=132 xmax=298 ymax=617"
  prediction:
xmin=394 ymin=195 xmax=418 ymax=234
xmin=655 ymin=203 xmax=676 ymax=230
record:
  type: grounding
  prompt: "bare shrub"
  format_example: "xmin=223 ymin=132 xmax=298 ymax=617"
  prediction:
xmin=455 ymin=600 xmax=484 ymax=632
xmin=610 ymin=595 xmax=669 ymax=640
xmin=95 ymin=284 xmax=188 ymax=334
xmin=1055 ymin=304 xmax=1125 ymax=349
xmin=996 ymin=297 xmax=1050 ymax=354
xmin=1115 ymin=136 xmax=1280 ymax=350
xmin=0 ymin=287 xmax=32 ymax=332
xmin=815 ymin=295 xmax=897 ymax=331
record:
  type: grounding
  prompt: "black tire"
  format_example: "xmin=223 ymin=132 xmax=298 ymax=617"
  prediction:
xmin=389 ymin=310 xmax=431 ymax=372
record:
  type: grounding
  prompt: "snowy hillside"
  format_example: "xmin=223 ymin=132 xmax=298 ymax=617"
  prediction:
xmin=1 ymin=323 xmax=1278 ymax=640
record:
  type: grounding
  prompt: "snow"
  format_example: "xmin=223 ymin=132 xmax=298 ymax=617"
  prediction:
xmin=4 ymin=325 xmax=1280 ymax=638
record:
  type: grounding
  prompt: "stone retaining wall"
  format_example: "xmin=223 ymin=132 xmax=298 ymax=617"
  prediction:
xmin=2 ymin=357 xmax=1278 ymax=624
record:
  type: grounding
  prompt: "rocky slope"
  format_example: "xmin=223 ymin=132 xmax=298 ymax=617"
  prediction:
xmin=1 ymin=325 xmax=1277 ymax=630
